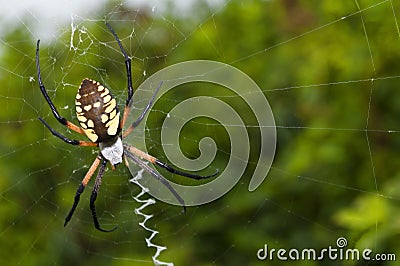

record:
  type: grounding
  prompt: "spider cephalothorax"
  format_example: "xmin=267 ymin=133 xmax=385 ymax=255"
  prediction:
xmin=36 ymin=22 xmax=218 ymax=232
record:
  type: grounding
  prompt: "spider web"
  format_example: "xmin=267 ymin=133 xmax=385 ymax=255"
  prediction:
xmin=1 ymin=0 xmax=400 ymax=265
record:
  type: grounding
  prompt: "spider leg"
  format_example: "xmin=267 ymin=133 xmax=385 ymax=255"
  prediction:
xmin=64 ymin=155 xmax=101 ymax=227
xmin=124 ymin=148 xmax=186 ymax=211
xmin=155 ymin=160 xmax=219 ymax=180
xmin=39 ymin=117 xmax=97 ymax=147
xmin=90 ymin=159 xmax=118 ymax=232
xmin=106 ymin=22 xmax=132 ymax=104
xmin=122 ymin=81 xmax=163 ymax=138
xmin=36 ymin=40 xmax=85 ymax=135
xmin=124 ymin=144 xmax=219 ymax=180
xmin=106 ymin=22 xmax=164 ymax=133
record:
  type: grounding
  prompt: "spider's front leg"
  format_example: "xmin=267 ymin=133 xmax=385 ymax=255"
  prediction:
xmin=64 ymin=156 xmax=101 ymax=227
xmin=90 ymin=159 xmax=118 ymax=232
xmin=64 ymin=155 xmax=117 ymax=232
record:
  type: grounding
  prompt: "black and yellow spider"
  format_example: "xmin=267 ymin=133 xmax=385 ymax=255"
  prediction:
xmin=36 ymin=22 xmax=217 ymax=232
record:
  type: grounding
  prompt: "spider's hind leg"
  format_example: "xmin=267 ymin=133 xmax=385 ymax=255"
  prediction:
xmin=36 ymin=40 xmax=85 ymax=136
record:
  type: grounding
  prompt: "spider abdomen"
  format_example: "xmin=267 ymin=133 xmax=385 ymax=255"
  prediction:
xmin=75 ymin=78 xmax=120 ymax=143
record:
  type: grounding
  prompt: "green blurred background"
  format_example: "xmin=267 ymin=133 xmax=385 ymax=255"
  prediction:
xmin=1 ymin=0 xmax=400 ymax=265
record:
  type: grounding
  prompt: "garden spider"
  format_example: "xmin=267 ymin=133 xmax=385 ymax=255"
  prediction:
xmin=36 ymin=22 xmax=218 ymax=232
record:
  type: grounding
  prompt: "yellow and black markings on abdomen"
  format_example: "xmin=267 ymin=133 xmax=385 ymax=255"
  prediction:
xmin=75 ymin=78 xmax=120 ymax=143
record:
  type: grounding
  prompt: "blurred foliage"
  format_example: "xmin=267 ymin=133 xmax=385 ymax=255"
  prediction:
xmin=1 ymin=0 xmax=400 ymax=265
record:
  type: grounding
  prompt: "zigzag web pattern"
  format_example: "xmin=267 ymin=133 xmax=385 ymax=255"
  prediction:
xmin=130 ymin=167 xmax=174 ymax=266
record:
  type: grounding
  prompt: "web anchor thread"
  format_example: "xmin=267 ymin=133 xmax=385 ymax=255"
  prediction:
xmin=130 ymin=169 xmax=174 ymax=266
